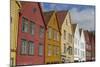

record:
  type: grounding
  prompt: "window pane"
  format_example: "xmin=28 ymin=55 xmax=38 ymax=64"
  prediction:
xmin=74 ymin=48 xmax=77 ymax=55
xmin=57 ymin=47 xmax=59 ymax=55
xmin=30 ymin=21 xmax=35 ymax=35
xmin=53 ymin=30 xmax=57 ymax=40
xmin=48 ymin=44 xmax=52 ymax=56
xmin=48 ymin=28 xmax=52 ymax=39
xmin=67 ymin=46 xmax=72 ymax=55
xmin=21 ymin=39 xmax=28 ymax=54
xmin=64 ymin=44 xmax=66 ymax=53
xmin=22 ymin=17 xmax=28 ymax=32
xmin=53 ymin=45 xmax=56 ymax=56
xmin=38 ymin=44 xmax=43 ymax=56
xmin=64 ymin=30 xmax=66 ymax=39
xmin=57 ymin=32 xmax=59 ymax=41
xmin=39 ymin=26 xmax=44 ymax=38
xmin=68 ymin=34 xmax=72 ymax=42
xmin=29 ymin=41 xmax=34 ymax=55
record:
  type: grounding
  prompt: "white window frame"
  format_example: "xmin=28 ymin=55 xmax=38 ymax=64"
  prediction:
xmin=28 ymin=41 xmax=34 ymax=55
xmin=38 ymin=43 xmax=43 ymax=56
xmin=39 ymin=26 xmax=44 ymax=38
xmin=22 ymin=17 xmax=28 ymax=32
xmin=30 ymin=21 xmax=35 ymax=35
xmin=21 ymin=39 xmax=28 ymax=55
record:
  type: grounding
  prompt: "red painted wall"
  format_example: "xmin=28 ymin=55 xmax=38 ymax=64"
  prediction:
xmin=84 ymin=31 xmax=92 ymax=61
xmin=89 ymin=32 xmax=95 ymax=61
xmin=16 ymin=2 xmax=45 ymax=66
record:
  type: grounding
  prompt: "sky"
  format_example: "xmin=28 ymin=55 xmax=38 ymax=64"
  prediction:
xmin=41 ymin=3 xmax=95 ymax=31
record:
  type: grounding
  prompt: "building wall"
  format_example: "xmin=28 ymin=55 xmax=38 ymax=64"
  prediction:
xmin=61 ymin=12 xmax=74 ymax=63
xmin=84 ymin=31 xmax=92 ymax=61
xmin=80 ymin=30 xmax=86 ymax=61
xmin=16 ymin=2 xmax=45 ymax=65
xmin=10 ymin=0 xmax=21 ymax=66
xmin=45 ymin=12 xmax=61 ymax=64
xmin=74 ymin=25 xmax=81 ymax=61
xmin=89 ymin=32 xmax=95 ymax=61
xmin=91 ymin=33 xmax=95 ymax=61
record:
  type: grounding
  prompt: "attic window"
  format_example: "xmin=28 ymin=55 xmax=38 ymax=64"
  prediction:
xmin=32 ymin=8 xmax=36 ymax=13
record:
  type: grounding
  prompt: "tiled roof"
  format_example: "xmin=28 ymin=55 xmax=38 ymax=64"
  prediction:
xmin=72 ymin=24 xmax=77 ymax=34
xmin=43 ymin=11 xmax=54 ymax=25
xmin=56 ymin=11 xmax=68 ymax=29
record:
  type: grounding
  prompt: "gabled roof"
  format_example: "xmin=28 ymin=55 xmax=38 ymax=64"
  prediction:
xmin=56 ymin=11 xmax=68 ymax=29
xmin=43 ymin=11 xmax=61 ymax=34
xmin=43 ymin=11 xmax=54 ymax=25
xmin=84 ymin=30 xmax=90 ymax=42
xmin=79 ymin=28 xmax=82 ymax=36
xmin=72 ymin=24 xmax=77 ymax=34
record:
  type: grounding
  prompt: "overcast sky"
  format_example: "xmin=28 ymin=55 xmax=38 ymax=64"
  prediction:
xmin=41 ymin=3 xmax=95 ymax=31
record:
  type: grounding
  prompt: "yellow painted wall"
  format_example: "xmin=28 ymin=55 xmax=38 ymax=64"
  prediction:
xmin=45 ymin=12 xmax=61 ymax=64
xmin=61 ymin=12 xmax=74 ymax=62
xmin=10 ymin=0 xmax=21 ymax=66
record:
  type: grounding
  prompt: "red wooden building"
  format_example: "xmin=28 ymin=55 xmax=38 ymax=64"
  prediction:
xmin=16 ymin=2 xmax=46 ymax=66
xmin=89 ymin=31 xmax=95 ymax=61
xmin=84 ymin=31 xmax=92 ymax=61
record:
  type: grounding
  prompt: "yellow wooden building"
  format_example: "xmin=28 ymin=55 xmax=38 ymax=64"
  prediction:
xmin=10 ymin=0 xmax=21 ymax=66
xmin=43 ymin=11 xmax=61 ymax=64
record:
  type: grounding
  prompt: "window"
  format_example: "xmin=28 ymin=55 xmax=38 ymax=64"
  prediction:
xmin=39 ymin=26 xmax=44 ymax=38
xmin=57 ymin=32 xmax=59 ymax=41
xmin=64 ymin=30 xmax=66 ymax=39
xmin=63 ymin=44 xmax=66 ymax=53
xmin=48 ymin=44 xmax=52 ymax=56
xmin=75 ymin=38 xmax=77 ymax=45
xmin=86 ymin=44 xmax=89 ymax=49
xmin=86 ymin=51 xmax=91 ymax=57
xmin=54 ymin=30 xmax=57 ymax=40
xmin=22 ymin=17 xmax=28 ymax=32
xmin=68 ymin=34 xmax=72 ymax=42
xmin=48 ymin=27 xmax=52 ymax=39
xmin=38 ymin=43 xmax=43 ymax=56
xmin=30 ymin=21 xmax=35 ymax=35
xmin=81 ymin=51 xmax=84 ymax=58
xmin=21 ymin=39 xmax=28 ymax=55
xmin=56 ymin=32 xmax=57 ymax=41
xmin=67 ymin=46 xmax=72 ymax=55
xmin=28 ymin=41 xmax=34 ymax=55
xmin=56 ymin=46 xmax=59 ymax=55
xmin=78 ymin=49 xmax=80 ymax=56
xmin=53 ymin=45 xmax=56 ymax=56
xmin=81 ymin=43 xmax=84 ymax=49
xmin=74 ymin=48 xmax=77 ymax=55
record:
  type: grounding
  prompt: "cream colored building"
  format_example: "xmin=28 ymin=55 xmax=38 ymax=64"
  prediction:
xmin=56 ymin=11 xmax=74 ymax=63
